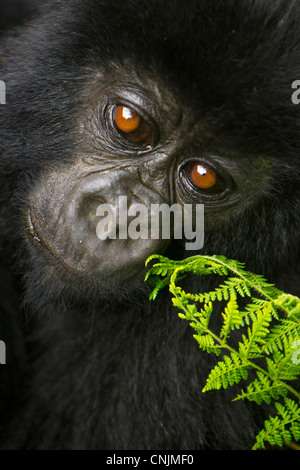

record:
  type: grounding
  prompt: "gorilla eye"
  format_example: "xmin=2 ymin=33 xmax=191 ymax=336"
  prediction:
xmin=189 ymin=163 xmax=217 ymax=189
xmin=183 ymin=161 xmax=225 ymax=194
xmin=113 ymin=105 xmax=153 ymax=147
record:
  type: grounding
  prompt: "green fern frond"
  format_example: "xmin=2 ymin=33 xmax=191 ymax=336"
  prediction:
xmin=220 ymin=295 xmax=243 ymax=341
xmin=235 ymin=371 xmax=288 ymax=405
xmin=263 ymin=318 xmax=300 ymax=354
xmin=253 ymin=398 xmax=300 ymax=449
xmin=275 ymin=294 xmax=300 ymax=318
xmin=266 ymin=343 xmax=300 ymax=382
xmin=146 ymin=254 xmax=300 ymax=450
xmin=247 ymin=297 xmax=280 ymax=320
xmin=203 ymin=352 xmax=249 ymax=391
xmin=193 ymin=333 xmax=221 ymax=356
xmin=236 ymin=309 xmax=272 ymax=360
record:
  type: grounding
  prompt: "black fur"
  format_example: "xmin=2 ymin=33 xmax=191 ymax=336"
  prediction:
xmin=0 ymin=0 xmax=299 ymax=450
xmin=0 ymin=0 xmax=43 ymax=34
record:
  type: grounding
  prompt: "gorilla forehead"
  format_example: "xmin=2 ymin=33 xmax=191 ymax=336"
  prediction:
xmin=40 ymin=1 xmax=300 ymax=81
xmin=45 ymin=0 xmax=300 ymax=147
xmin=80 ymin=0 xmax=299 ymax=76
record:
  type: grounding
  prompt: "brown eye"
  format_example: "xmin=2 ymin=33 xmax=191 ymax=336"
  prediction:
xmin=181 ymin=160 xmax=228 ymax=196
xmin=114 ymin=105 xmax=140 ymax=133
xmin=189 ymin=163 xmax=217 ymax=189
xmin=113 ymin=105 xmax=153 ymax=147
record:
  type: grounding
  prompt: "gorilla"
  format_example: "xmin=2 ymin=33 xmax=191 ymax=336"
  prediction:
xmin=0 ymin=0 xmax=299 ymax=450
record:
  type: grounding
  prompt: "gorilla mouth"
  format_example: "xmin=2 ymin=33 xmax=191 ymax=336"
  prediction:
xmin=25 ymin=209 xmax=151 ymax=284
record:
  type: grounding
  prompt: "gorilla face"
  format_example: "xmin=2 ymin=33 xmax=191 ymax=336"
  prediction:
xmin=1 ymin=0 xmax=299 ymax=301
xmin=24 ymin=61 xmax=276 ymax=293
xmin=0 ymin=0 xmax=300 ymax=453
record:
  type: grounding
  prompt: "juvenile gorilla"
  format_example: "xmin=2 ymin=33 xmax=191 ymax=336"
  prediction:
xmin=0 ymin=0 xmax=299 ymax=450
